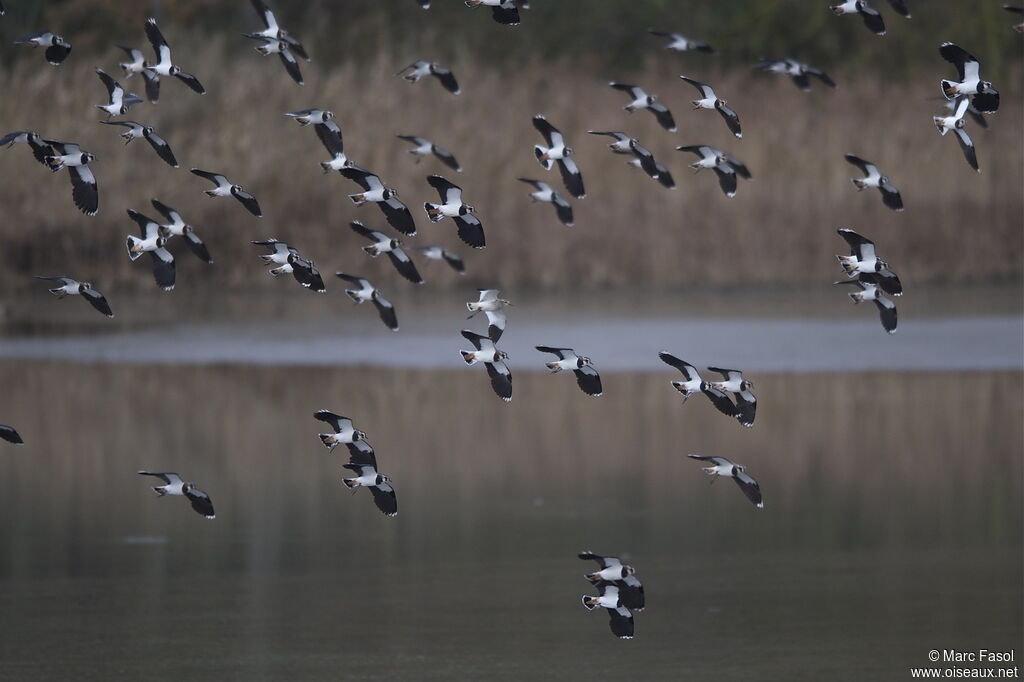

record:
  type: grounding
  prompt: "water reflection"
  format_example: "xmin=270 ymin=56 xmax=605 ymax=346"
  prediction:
xmin=0 ymin=361 xmax=1020 ymax=680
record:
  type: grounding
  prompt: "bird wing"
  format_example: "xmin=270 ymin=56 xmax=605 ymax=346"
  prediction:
xmin=535 ymin=346 xmax=572 ymax=359
xmin=183 ymin=230 xmax=213 ymax=264
xmin=532 ymin=115 xmax=562 ymax=148
xmin=340 ymin=166 xmax=377 ymax=191
xmin=250 ymin=0 xmax=278 ymax=31
xmin=485 ymin=361 xmax=513 ymax=402
xmin=454 ymin=214 xmax=485 ymax=249
xmin=143 ymin=128 xmax=178 ymax=168
xmin=277 ymin=47 xmax=304 ymax=85
xmin=843 ymin=154 xmax=874 ymax=177
xmin=427 ymin=174 xmax=462 ymax=203
xmin=441 ymin=250 xmax=465 ymax=274
xmin=137 ymin=471 xmax=181 ymax=485
xmin=701 ymin=386 xmax=737 ymax=417
xmin=429 ymin=65 xmax=460 ymax=94
xmin=379 ymin=197 xmax=417 ymax=236
xmin=732 ymin=470 xmax=763 ymax=508
xmin=715 ymin=101 xmax=742 ymax=138
xmin=314 ymin=410 xmax=352 ymax=433
xmin=556 ymin=157 xmax=585 ymax=199
xmin=386 ymin=247 xmax=424 ymax=285
xmin=574 ymin=365 xmax=603 ymax=396
xmin=658 ymin=352 xmax=700 ymax=381
xmin=461 ymin=329 xmax=490 ymax=351
xmin=370 ymin=482 xmax=398 ymax=517
xmin=82 ymin=287 xmax=114 ymax=317
xmin=69 ymin=165 xmax=99 ymax=216
xmin=431 ymin=145 xmax=461 ymax=173
xmin=185 ymin=487 xmax=216 ymax=519
xmin=315 ymin=120 xmax=345 ymax=155
xmin=649 ymin=102 xmax=676 ymax=131
xmin=349 ymin=220 xmax=378 ymax=241
xmin=150 ymin=199 xmax=182 ymax=225
xmin=939 ymin=42 xmax=976 ymax=82
xmin=707 ymin=367 xmax=743 ymax=382
xmin=149 ymin=248 xmax=176 ymax=291
xmin=484 ymin=309 xmax=506 ymax=341
xmin=173 ymin=71 xmax=206 ymax=94
xmin=679 ymin=75 xmax=713 ymax=98
xmin=873 ymin=296 xmax=898 ymax=334
xmin=836 ymin=228 xmax=875 ymax=260
xmin=96 ymin=68 xmax=118 ymax=99
xmin=371 ymin=292 xmax=399 ymax=331
xmin=953 ymin=126 xmax=979 ymax=172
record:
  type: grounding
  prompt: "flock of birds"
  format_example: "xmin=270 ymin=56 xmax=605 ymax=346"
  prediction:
xmin=0 ymin=1 xmax=1018 ymax=641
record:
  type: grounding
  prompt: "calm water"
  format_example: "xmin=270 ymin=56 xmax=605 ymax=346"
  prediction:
xmin=0 ymin=360 xmax=1020 ymax=681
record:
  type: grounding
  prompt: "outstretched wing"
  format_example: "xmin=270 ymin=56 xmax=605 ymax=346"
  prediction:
xmin=657 ymin=352 xmax=700 ymax=382
xmin=82 ymin=287 xmax=114 ymax=317
xmin=732 ymin=470 xmax=764 ymax=508
xmin=143 ymin=129 xmax=179 ymax=168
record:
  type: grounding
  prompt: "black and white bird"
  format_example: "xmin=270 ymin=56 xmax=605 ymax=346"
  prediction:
xmin=460 ymin=329 xmax=512 ymax=402
xmin=657 ymin=351 xmax=738 ymax=417
xmin=532 ymin=115 xmax=585 ymax=199
xmin=755 ymin=58 xmax=836 ymax=91
xmin=626 ymin=156 xmax=676 ymax=189
xmin=286 ymin=108 xmax=334 ymax=126
xmin=578 ymin=552 xmax=644 ymax=611
xmin=687 ymin=455 xmax=764 ymax=509
xmin=397 ymin=135 xmax=462 ymax=173
xmin=0 ymin=425 xmax=23 ymax=445
xmin=647 ymin=29 xmax=713 ymax=53
xmin=94 ymin=69 xmax=143 ymax=118
xmin=536 ymin=347 xmax=602 ymax=396
xmin=313 ymin=119 xmax=352 ymax=173
xmin=137 ymin=471 xmax=216 ymax=519
xmin=581 ymin=581 xmax=635 ymax=640
xmin=190 ymin=169 xmax=262 ymax=217
xmin=151 ymin=199 xmax=212 ymax=263
xmin=833 ymin=274 xmax=898 ymax=334
xmin=939 ymin=42 xmax=999 ymax=114
xmin=679 ymin=76 xmax=742 ymax=138
xmin=339 ymin=166 xmax=417 ymax=236
xmin=342 ymin=440 xmax=397 ymax=517
xmin=125 ymin=209 xmax=176 ymax=291
xmin=466 ymin=289 xmax=510 ymax=341
xmin=269 ymin=251 xmax=325 ymax=293
xmin=844 ymin=154 xmax=903 ymax=211
xmin=835 ymin=229 xmax=903 ymax=296
xmin=517 ymin=178 xmax=573 ymax=226
xmin=142 ymin=18 xmax=206 ymax=102
xmin=246 ymin=0 xmax=310 ymax=60
xmin=464 ymin=0 xmax=521 ymax=25
xmin=314 ymin=410 xmax=367 ymax=451
xmin=349 ymin=221 xmax=423 ymax=285
xmin=704 ymin=368 xmax=757 ymax=427
xmin=0 ymin=130 xmax=52 ymax=167
xmin=675 ymin=145 xmax=751 ymax=198
xmin=247 ymin=36 xmax=304 ymax=85
xmin=116 ymin=45 xmax=147 ymax=80
xmin=396 ymin=60 xmax=461 ymax=95
xmin=608 ymin=83 xmax=676 ymax=132
xmin=44 ymin=140 xmax=99 ymax=216
xmin=252 ymin=238 xmax=298 ymax=267
xmin=424 ymin=175 xmax=485 ymax=249
xmin=829 ymin=1 xmax=887 ymax=36
xmin=99 ymin=120 xmax=178 ymax=168
xmin=335 ymin=273 xmax=399 ymax=331
xmin=1004 ymin=5 xmax=1024 ymax=32
xmin=932 ymin=97 xmax=979 ymax=172
xmin=34 ymin=276 xmax=114 ymax=318
xmin=587 ymin=131 xmax=668 ymax=186
xmin=415 ymin=246 xmax=465 ymax=275
xmin=13 ymin=31 xmax=71 ymax=65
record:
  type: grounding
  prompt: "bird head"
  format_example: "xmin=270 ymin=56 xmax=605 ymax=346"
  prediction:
xmin=646 ymin=95 xmax=657 ymax=105
xmin=156 ymin=236 xmax=168 ymax=248
xmin=581 ymin=356 xmax=592 ymax=366
xmin=377 ymin=474 xmax=391 ymax=485
xmin=743 ymin=380 xmax=755 ymax=391
xmin=391 ymin=239 xmax=403 ymax=248
xmin=80 ymin=282 xmax=92 ymax=292
xmin=83 ymin=152 xmax=95 ymax=164
xmin=355 ymin=429 xmax=367 ymax=441
xmin=462 ymin=204 xmax=475 ymax=215
xmin=324 ymin=110 xmax=336 ymax=121
xmin=979 ymin=81 xmax=994 ymax=93
xmin=564 ymin=146 xmax=574 ymax=156
xmin=169 ymin=65 xmax=182 ymax=76
xmin=498 ymin=351 xmax=510 ymax=361
xmin=955 ymin=118 xmax=966 ymax=129
xmin=384 ymin=187 xmax=398 ymax=200
xmin=144 ymin=126 xmax=155 ymax=136
xmin=880 ymin=175 xmax=889 ymax=185
xmin=625 ymin=566 xmax=636 ymax=576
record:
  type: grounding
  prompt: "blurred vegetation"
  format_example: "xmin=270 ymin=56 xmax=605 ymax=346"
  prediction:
xmin=0 ymin=0 xmax=1020 ymax=80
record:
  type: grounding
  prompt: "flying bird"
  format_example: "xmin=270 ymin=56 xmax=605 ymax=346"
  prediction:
xmin=314 ymin=410 xmax=368 ymax=451
xmin=587 ymin=131 xmax=666 ymax=185
xmin=835 ymin=229 xmax=903 ymax=296
xmin=704 ymin=368 xmax=757 ymax=427
xmin=190 ymin=169 xmax=262 ymax=217
xmin=34 ymin=276 xmax=114 ymax=318
xmin=675 ymin=145 xmax=751 ymax=198
xmin=532 ymin=115 xmax=585 ymax=198
xmin=829 ymin=1 xmax=887 ymax=35
xmin=518 ymin=178 xmax=573 ymax=226
xmin=464 ymin=0 xmax=521 ymax=25
xmin=349 ymin=221 xmax=423 ymax=285
xmin=342 ymin=440 xmax=397 ymax=517
xmin=424 ymin=175 xmax=485 ymax=248
xmin=99 ymin=121 xmax=178 ymax=168
xmin=608 ymin=83 xmax=676 ymax=131
xmin=581 ymin=581 xmax=635 ymax=639
xmin=844 ymin=154 xmax=903 ymax=211
xmin=0 ymin=425 xmax=23 ymax=445
xmin=396 ymin=60 xmax=460 ymax=95
xmin=415 ymin=246 xmax=465 ymax=275
xmin=397 ymin=135 xmax=462 ymax=173
xmin=13 ymin=31 xmax=72 ymax=65
xmin=335 ymin=273 xmax=399 ymax=331
xmin=679 ymin=76 xmax=742 ymax=138
xmin=939 ymin=42 xmax=999 ymax=113
xmin=278 ymin=253 xmax=326 ymax=293
xmin=125 ymin=209 xmax=176 ymax=291
xmin=833 ymin=274 xmax=898 ymax=334
xmin=466 ymin=289 xmax=510 ymax=341
xmin=116 ymin=45 xmax=147 ymax=79
xmin=247 ymin=36 xmax=304 ymax=85
xmin=246 ymin=0 xmax=310 ymax=60
xmin=339 ymin=166 xmax=416 ymax=236
xmin=460 ymin=329 xmax=512 ymax=402
xmin=755 ymin=58 xmax=836 ymax=91
xmin=578 ymin=552 xmax=644 ymax=610
xmin=1 ymin=130 xmax=57 ymax=167
xmin=151 ymin=199 xmax=212 ymax=263
xmin=657 ymin=351 xmax=739 ymax=417
xmin=137 ymin=471 xmax=216 ymax=519
xmin=932 ymin=97 xmax=979 ymax=172
xmin=312 ymin=119 xmax=352 ymax=173
xmin=44 ymin=140 xmax=99 ymax=216
xmin=143 ymin=18 xmax=206 ymax=101
xmin=687 ymin=455 xmax=764 ymax=508
xmin=647 ymin=29 xmax=713 ymax=53
xmin=94 ymin=69 xmax=143 ymax=118
xmin=536 ymin=347 xmax=603 ymax=396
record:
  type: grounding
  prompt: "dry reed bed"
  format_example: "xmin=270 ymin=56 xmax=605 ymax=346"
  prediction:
xmin=0 ymin=47 xmax=1020 ymax=296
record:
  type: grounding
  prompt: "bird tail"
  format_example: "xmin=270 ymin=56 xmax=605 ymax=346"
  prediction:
xmin=940 ymin=80 xmax=957 ymax=99
xmin=460 ymin=350 xmax=476 ymax=365
xmin=581 ymin=596 xmax=599 ymax=611
xmin=342 ymin=478 xmax=359 ymax=489
xmin=348 ymin=194 xmax=366 ymax=206
xmin=318 ymin=433 xmax=337 ymax=449
xmin=126 ymin=236 xmax=144 ymax=261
